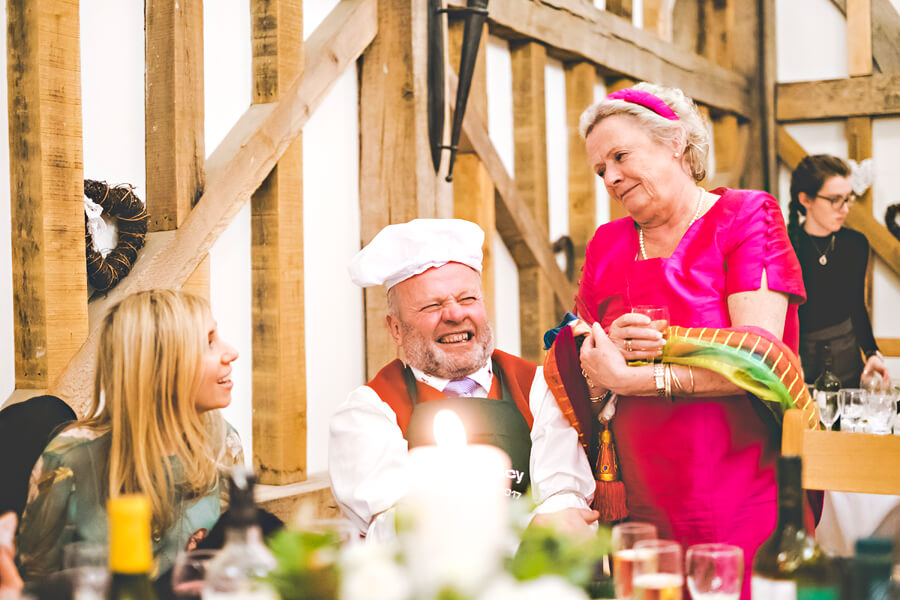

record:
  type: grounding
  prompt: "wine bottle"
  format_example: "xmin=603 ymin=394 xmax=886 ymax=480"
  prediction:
xmin=814 ymin=343 xmax=841 ymax=393
xmin=751 ymin=456 xmax=839 ymax=599
xmin=202 ymin=467 xmax=277 ymax=599
xmin=107 ymin=495 xmax=158 ymax=600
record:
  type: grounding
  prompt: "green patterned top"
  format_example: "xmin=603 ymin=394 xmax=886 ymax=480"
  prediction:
xmin=15 ymin=422 xmax=244 ymax=580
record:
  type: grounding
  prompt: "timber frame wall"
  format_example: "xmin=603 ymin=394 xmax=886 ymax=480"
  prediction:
xmin=6 ymin=0 xmax=896 ymax=497
xmin=771 ymin=0 xmax=900 ymax=357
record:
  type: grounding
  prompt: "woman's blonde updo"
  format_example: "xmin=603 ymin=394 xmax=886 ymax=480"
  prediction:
xmin=579 ymin=82 xmax=710 ymax=183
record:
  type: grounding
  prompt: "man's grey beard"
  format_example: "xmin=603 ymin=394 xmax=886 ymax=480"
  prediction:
xmin=400 ymin=320 xmax=495 ymax=379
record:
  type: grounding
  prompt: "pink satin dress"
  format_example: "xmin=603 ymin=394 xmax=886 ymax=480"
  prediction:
xmin=578 ymin=189 xmax=805 ymax=600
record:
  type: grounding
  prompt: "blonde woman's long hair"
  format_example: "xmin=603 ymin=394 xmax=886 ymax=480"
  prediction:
xmin=81 ymin=289 xmax=226 ymax=534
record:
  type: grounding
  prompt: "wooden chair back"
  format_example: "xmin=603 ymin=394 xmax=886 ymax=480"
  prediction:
xmin=782 ymin=408 xmax=900 ymax=495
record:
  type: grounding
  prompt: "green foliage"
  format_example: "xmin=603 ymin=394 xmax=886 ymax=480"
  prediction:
xmin=508 ymin=523 xmax=611 ymax=592
xmin=266 ymin=529 xmax=340 ymax=600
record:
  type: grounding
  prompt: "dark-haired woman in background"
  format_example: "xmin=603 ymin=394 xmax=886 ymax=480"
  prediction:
xmin=788 ymin=154 xmax=890 ymax=388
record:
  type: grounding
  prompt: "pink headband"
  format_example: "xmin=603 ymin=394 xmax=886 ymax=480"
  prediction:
xmin=606 ymin=88 xmax=679 ymax=121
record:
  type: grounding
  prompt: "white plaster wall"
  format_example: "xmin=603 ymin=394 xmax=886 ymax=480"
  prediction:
xmin=776 ymin=0 xmax=847 ymax=83
xmin=545 ymin=59 xmax=569 ymax=275
xmin=204 ymin=0 xmax=254 ymax=462
xmin=486 ymin=36 xmax=520 ymax=356
xmin=593 ymin=81 xmax=610 ymax=228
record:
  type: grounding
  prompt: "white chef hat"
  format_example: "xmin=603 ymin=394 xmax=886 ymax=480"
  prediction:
xmin=348 ymin=218 xmax=484 ymax=289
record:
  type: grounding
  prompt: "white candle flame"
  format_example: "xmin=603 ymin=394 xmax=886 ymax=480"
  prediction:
xmin=433 ymin=409 xmax=467 ymax=447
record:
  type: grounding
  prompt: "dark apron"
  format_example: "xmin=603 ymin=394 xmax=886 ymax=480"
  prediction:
xmin=402 ymin=359 xmax=532 ymax=496
xmin=801 ymin=317 xmax=864 ymax=389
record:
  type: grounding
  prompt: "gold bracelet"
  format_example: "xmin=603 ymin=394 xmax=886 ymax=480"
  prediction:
xmin=670 ymin=365 xmax=683 ymax=395
xmin=688 ymin=365 xmax=695 ymax=394
xmin=590 ymin=390 xmax=611 ymax=404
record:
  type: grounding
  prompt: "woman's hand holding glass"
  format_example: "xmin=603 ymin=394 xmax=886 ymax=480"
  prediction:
xmin=581 ymin=322 xmax=646 ymax=396
xmin=608 ymin=309 xmax=667 ymax=367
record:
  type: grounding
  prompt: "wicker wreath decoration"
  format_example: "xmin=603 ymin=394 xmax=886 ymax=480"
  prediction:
xmin=84 ymin=179 xmax=149 ymax=292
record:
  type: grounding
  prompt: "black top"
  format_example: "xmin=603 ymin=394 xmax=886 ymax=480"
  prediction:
xmin=0 ymin=395 xmax=76 ymax=517
xmin=796 ymin=227 xmax=878 ymax=357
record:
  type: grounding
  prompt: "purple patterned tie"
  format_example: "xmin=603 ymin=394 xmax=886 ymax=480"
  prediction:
xmin=443 ymin=377 xmax=480 ymax=397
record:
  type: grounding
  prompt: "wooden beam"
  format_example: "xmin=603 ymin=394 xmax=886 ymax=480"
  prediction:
xmin=606 ymin=0 xmax=633 ymax=22
xmin=775 ymin=126 xmax=807 ymax=171
xmin=511 ymin=41 xmax=556 ymax=363
xmin=830 ymin=0 xmax=900 ymax=74
xmin=762 ymin=0 xmax=778 ymax=190
xmin=566 ymin=61 xmax=597 ymax=277
xmin=358 ymin=0 xmax=447 ymax=379
xmin=250 ymin=0 xmax=306 ymax=485
xmin=876 ymin=338 xmax=900 ymax=357
xmin=641 ymin=0 xmax=673 ymax=41
xmin=710 ymin=114 xmax=748 ymax=189
xmin=145 ymin=0 xmax=210 ymax=298
xmin=847 ymin=0 xmax=873 ymax=77
xmin=845 ymin=205 xmax=900 ymax=281
xmin=8 ymin=0 xmax=88 ymax=389
xmin=731 ymin=0 xmax=765 ymax=190
xmin=776 ymin=75 xmax=900 ymax=121
xmin=449 ymin=20 xmax=496 ymax=323
xmin=180 ymin=255 xmax=210 ymax=301
xmin=448 ymin=0 xmax=755 ymax=118
xmin=453 ymin=73 xmax=577 ymax=314
xmin=846 ymin=117 xmax=875 ymax=314
xmin=49 ymin=0 xmax=378 ymax=414
xmin=145 ymin=0 xmax=205 ymax=231
xmin=257 ymin=473 xmax=340 ymax=525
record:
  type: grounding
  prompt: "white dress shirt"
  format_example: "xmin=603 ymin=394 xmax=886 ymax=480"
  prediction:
xmin=328 ymin=361 xmax=595 ymax=539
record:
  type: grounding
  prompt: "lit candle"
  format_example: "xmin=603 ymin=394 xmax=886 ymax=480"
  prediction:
xmin=401 ymin=409 xmax=512 ymax=597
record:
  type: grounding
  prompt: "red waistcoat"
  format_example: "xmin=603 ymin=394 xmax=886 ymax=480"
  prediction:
xmin=366 ymin=350 xmax=538 ymax=434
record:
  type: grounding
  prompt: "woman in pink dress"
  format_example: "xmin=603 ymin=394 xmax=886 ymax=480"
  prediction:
xmin=574 ymin=83 xmax=806 ymax=600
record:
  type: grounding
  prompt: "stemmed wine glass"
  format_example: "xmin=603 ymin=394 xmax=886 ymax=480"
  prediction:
xmin=686 ymin=543 xmax=744 ymax=600
xmin=815 ymin=390 xmax=840 ymax=431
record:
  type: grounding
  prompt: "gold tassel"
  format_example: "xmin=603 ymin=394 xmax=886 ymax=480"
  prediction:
xmin=593 ymin=419 xmax=628 ymax=522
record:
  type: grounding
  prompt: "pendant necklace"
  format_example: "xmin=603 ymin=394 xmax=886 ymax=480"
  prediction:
xmin=810 ymin=233 xmax=835 ymax=266
xmin=639 ymin=187 xmax=704 ymax=261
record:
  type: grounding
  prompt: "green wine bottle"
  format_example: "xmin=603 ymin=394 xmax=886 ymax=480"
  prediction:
xmin=752 ymin=456 xmax=840 ymax=599
xmin=814 ymin=343 xmax=842 ymax=393
xmin=107 ymin=495 xmax=158 ymax=600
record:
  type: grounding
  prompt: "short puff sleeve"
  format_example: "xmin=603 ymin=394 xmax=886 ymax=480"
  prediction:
xmin=722 ymin=190 xmax=805 ymax=304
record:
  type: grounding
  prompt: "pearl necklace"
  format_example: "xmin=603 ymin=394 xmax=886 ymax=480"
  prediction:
xmin=639 ymin=187 xmax=705 ymax=260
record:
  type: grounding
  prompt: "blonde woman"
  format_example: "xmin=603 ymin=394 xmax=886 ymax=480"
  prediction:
xmin=15 ymin=290 xmax=242 ymax=581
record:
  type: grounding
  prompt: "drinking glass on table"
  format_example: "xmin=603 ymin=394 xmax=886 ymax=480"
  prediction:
xmin=815 ymin=390 xmax=840 ymax=431
xmin=63 ymin=541 xmax=109 ymax=600
xmin=171 ymin=549 xmax=218 ymax=599
xmin=839 ymin=388 xmax=866 ymax=432
xmin=685 ymin=543 xmax=743 ymax=600
xmin=627 ymin=306 xmax=670 ymax=366
xmin=865 ymin=390 xmax=897 ymax=435
xmin=611 ymin=522 xmax=658 ymax=599
xmin=632 ymin=539 xmax=684 ymax=600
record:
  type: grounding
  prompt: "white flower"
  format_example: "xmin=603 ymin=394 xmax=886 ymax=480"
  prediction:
xmin=339 ymin=542 xmax=411 ymax=600
xmin=480 ymin=574 xmax=589 ymax=600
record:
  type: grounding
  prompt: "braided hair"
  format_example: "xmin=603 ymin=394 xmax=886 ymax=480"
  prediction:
xmin=788 ymin=154 xmax=851 ymax=252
